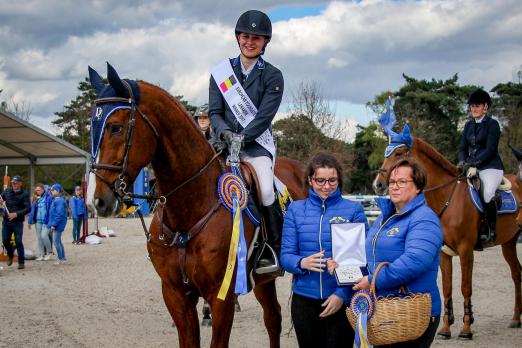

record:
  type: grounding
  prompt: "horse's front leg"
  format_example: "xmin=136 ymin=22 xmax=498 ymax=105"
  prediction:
xmin=162 ymin=281 xmax=201 ymax=348
xmin=501 ymin=232 xmax=522 ymax=328
xmin=253 ymin=280 xmax=281 ymax=348
xmin=437 ymin=251 xmax=454 ymax=339
xmin=458 ymin=249 xmax=475 ymax=339
xmin=208 ymin=291 xmax=236 ymax=348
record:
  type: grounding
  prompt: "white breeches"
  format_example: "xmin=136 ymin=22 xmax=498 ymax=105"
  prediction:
xmin=478 ymin=168 xmax=504 ymax=203
xmin=241 ymin=154 xmax=275 ymax=206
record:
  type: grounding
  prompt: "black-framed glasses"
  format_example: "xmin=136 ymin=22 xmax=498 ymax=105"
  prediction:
xmin=312 ymin=177 xmax=338 ymax=186
xmin=388 ymin=179 xmax=414 ymax=188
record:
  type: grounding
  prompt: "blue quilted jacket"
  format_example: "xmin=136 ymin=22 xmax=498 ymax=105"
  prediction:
xmin=47 ymin=196 xmax=68 ymax=232
xmin=281 ymin=188 xmax=369 ymax=303
xmin=367 ymin=193 xmax=442 ymax=316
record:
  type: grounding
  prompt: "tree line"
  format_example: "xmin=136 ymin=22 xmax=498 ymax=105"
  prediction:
xmin=3 ymin=74 xmax=521 ymax=194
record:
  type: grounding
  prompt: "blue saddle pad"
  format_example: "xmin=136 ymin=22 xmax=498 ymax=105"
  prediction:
xmin=468 ymin=187 xmax=518 ymax=214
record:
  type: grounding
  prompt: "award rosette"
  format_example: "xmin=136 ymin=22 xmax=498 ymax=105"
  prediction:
xmin=217 ymin=173 xmax=248 ymax=300
xmin=350 ymin=290 xmax=374 ymax=348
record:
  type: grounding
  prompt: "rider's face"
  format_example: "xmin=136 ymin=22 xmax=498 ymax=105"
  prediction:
xmin=197 ymin=116 xmax=210 ymax=131
xmin=237 ymin=33 xmax=267 ymax=59
xmin=469 ymin=103 xmax=488 ymax=119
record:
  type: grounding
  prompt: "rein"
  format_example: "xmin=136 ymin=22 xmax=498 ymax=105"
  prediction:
xmin=424 ymin=173 xmax=465 ymax=217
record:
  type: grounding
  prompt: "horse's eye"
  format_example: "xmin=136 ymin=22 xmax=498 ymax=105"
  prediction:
xmin=109 ymin=124 xmax=123 ymax=135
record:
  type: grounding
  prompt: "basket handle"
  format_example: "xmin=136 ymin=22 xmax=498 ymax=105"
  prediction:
xmin=370 ymin=261 xmax=390 ymax=299
xmin=370 ymin=262 xmax=409 ymax=298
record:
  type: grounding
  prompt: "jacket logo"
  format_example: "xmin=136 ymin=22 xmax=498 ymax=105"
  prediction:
xmin=329 ymin=216 xmax=347 ymax=223
xmin=386 ymin=227 xmax=399 ymax=237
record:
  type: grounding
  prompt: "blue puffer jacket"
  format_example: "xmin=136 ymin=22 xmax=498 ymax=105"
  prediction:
xmin=47 ymin=196 xmax=68 ymax=232
xmin=367 ymin=193 xmax=442 ymax=316
xmin=28 ymin=192 xmax=54 ymax=225
xmin=281 ymin=187 xmax=369 ymax=303
xmin=69 ymin=195 xmax=86 ymax=218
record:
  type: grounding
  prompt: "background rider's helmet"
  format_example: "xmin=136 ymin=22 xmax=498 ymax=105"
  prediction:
xmin=235 ymin=10 xmax=272 ymax=55
xmin=467 ymin=88 xmax=492 ymax=107
xmin=193 ymin=104 xmax=209 ymax=119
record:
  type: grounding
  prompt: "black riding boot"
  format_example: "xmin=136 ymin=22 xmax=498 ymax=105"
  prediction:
xmin=481 ymin=199 xmax=498 ymax=245
xmin=257 ymin=201 xmax=283 ymax=272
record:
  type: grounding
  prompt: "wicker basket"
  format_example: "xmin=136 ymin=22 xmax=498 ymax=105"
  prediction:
xmin=346 ymin=262 xmax=432 ymax=346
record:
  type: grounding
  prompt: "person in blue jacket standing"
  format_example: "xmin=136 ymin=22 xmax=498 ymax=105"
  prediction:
xmin=69 ymin=185 xmax=85 ymax=244
xmin=28 ymin=183 xmax=54 ymax=260
xmin=209 ymin=10 xmax=284 ymax=270
xmin=352 ymin=158 xmax=442 ymax=348
xmin=281 ymin=153 xmax=369 ymax=348
xmin=47 ymin=184 xmax=68 ymax=264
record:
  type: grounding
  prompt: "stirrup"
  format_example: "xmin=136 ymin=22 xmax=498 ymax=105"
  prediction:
xmin=255 ymin=243 xmax=280 ymax=274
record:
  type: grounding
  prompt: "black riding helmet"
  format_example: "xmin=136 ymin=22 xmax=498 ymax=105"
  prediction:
xmin=467 ymin=88 xmax=492 ymax=107
xmin=235 ymin=10 xmax=272 ymax=55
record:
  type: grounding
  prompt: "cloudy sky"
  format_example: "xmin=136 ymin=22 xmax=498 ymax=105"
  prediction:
xmin=1 ymin=0 xmax=521 ymax=139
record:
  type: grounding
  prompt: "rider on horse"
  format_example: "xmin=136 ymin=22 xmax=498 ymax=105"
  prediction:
xmin=457 ymin=88 xmax=503 ymax=246
xmin=209 ymin=10 xmax=284 ymax=270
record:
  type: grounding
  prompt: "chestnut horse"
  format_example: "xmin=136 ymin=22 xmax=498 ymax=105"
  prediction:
xmin=373 ymin=135 xmax=522 ymax=339
xmin=87 ymin=64 xmax=305 ymax=347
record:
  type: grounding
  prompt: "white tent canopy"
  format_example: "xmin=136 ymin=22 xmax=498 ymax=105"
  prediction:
xmin=0 ymin=109 xmax=89 ymax=189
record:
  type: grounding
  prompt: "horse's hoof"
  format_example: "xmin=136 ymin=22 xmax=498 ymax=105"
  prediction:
xmin=235 ymin=304 xmax=241 ymax=312
xmin=458 ymin=331 xmax=473 ymax=340
xmin=201 ymin=318 xmax=212 ymax=327
xmin=508 ymin=320 xmax=521 ymax=328
xmin=437 ymin=330 xmax=451 ymax=339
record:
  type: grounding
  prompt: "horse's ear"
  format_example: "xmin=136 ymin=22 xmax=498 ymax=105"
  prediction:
xmin=106 ymin=62 xmax=130 ymax=99
xmin=88 ymin=66 xmax=105 ymax=95
xmin=402 ymin=123 xmax=413 ymax=148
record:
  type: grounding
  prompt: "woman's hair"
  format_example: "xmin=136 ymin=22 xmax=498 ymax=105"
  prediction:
xmin=385 ymin=157 xmax=427 ymax=191
xmin=304 ymin=152 xmax=343 ymax=191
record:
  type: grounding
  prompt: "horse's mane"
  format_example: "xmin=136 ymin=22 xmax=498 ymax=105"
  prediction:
xmin=137 ymin=80 xmax=210 ymax=143
xmin=414 ymin=137 xmax=459 ymax=176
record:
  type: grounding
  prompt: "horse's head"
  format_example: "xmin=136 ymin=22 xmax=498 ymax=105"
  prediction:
xmin=88 ymin=63 xmax=159 ymax=217
xmin=373 ymin=123 xmax=413 ymax=195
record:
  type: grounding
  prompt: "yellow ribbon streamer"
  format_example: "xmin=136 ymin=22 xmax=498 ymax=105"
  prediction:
xmin=217 ymin=199 xmax=241 ymax=300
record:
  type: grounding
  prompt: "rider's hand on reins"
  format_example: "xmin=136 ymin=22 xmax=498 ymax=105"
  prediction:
xmin=300 ymin=250 xmax=326 ymax=272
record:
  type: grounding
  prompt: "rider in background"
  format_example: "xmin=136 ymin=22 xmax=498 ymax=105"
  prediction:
xmin=209 ymin=10 xmax=284 ymax=269
xmin=193 ymin=104 xmax=213 ymax=141
xmin=457 ymin=88 xmax=503 ymax=245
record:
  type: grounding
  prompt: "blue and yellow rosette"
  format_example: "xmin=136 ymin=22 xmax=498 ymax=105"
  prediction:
xmin=350 ymin=290 xmax=375 ymax=348
xmin=217 ymin=173 xmax=248 ymax=300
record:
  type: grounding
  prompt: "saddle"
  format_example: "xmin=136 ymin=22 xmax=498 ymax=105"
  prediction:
xmin=465 ymin=168 xmax=517 ymax=214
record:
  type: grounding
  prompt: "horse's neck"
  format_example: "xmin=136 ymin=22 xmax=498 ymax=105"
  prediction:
xmin=147 ymin=95 xmax=220 ymax=226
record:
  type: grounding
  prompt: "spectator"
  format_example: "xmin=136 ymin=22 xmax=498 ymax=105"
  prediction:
xmin=28 ymin=183 xmax=53 ymax=260
xmin=48 ymin=184 xmax=68 ymax=264
xmin=69 ymin=185 xmax=86 ymax=244
xmin=1 ymin=175 xmax=31 ymax=269
xmin=280 ymin=153 xmax=369 ymax=348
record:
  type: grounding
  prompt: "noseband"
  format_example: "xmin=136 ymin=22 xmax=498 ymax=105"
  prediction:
xmin=90 ymin=81 xmax=159 ymax=201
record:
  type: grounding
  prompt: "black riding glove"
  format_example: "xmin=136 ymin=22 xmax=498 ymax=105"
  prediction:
xmin=221 ymin=130 xmax=236 ymax=147
xmin=457 ymin=161 xmax=469 ymax=173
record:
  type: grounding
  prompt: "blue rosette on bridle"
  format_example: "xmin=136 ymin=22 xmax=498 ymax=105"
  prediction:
xmin=350 ymin=290 xmax=375 ymax=348
xmin=217 ymin=172 xmax=248 ymax=297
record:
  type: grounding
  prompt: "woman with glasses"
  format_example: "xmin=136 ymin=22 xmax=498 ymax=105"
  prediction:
xmin=280 ymin=152 xmax=368 ymax=348
xmin=351 ymin=158 xmax=443 ymax=348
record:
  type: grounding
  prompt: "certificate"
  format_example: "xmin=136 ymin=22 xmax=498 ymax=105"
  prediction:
xmin=331 ymin=223 xmax=367 ymax=285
